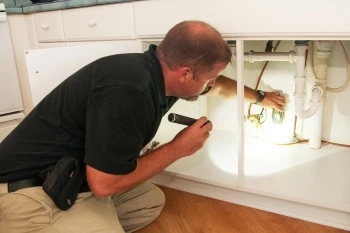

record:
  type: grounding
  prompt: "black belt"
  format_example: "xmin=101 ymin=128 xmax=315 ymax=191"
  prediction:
xmin=8 ymin=178 xmax=43 ymax=192
xmin=7 ymin=178 xmax=90 ymax=193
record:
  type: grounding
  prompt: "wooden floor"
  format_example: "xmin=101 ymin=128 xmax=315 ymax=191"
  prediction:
xmin=137 ymin=186 xmax=349 ymax=233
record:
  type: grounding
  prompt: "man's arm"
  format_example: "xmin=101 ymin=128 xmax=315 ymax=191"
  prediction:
xmin=87 ymin=142 xmax=178 ymax=197
xmin=86 ymin=117 xmax=212 ymax=197
xmin=205 ymin=75 xmax=286 ymax=111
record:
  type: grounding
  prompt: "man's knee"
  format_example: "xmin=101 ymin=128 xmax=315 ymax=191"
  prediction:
xmin=148 ymin=183 xmax=165 ymax=210
xmin=113 ymin=182 xmax=165 ymax=212
xmin=113 ymin=183 xmax=165 ymax=232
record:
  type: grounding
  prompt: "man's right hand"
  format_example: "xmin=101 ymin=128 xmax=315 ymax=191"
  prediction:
xmin=169 ymin=117 xmax=212 ymax=158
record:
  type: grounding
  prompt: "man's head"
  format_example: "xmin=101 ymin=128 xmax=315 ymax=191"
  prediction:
xmin=156 ymin=20 xmax=232 ymax=101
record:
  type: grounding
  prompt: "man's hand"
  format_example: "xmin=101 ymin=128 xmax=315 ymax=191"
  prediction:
xmin=169 ymin=117 xmax=212 ymax=158
xmin=259 ymin=91 xmax=286 ymax=111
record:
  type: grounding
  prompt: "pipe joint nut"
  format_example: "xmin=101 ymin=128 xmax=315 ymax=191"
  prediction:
xmin=316 ymin=51 xmax=332 ymax=59
xmin=289 ymin=51 xmax=294 ymax=63
xmin=312 ymin=84 xmax=325 ymax=96
xmin=294 ymin=92 xmax=305 ymax=98
xmin=294 ymin=76 xmax=306 ymax=82
xmin=294 ymin=45 xmax=308 ymax=55
xmin=309 ymin=99 xmax=321 ymax=107
xmin=315 ymin=78 xmax=327 ymax=84
xmin=248 ymin=50 xmax=254 ymax=63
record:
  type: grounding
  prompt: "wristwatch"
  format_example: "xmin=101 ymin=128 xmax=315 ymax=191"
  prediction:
xmin=254 ymin=90 xmax=265 ymax=105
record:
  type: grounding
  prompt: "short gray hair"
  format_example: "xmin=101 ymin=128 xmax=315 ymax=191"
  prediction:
xmin=157 ymin=20 xmax=232 ymax=77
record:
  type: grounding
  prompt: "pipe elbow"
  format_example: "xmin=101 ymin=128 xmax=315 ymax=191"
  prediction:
xmin=294 ymin=88 xmax=322 ymax=119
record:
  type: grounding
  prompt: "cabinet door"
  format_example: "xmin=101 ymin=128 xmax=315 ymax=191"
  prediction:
xmin=25 ymin=40 xmax=142 ymax=106
xmin=0 ymin=16 xmax=23 ymax=115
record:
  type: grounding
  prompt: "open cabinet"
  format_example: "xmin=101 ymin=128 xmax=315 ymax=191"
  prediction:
xmin=24 ymin=39 xmax=350 ymax=230
xmin=147 ymin=40 xmax=350 ymax=230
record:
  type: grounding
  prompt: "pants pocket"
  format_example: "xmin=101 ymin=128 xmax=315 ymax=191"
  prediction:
xmin=1 ymin=187 xmax=52 ymax=225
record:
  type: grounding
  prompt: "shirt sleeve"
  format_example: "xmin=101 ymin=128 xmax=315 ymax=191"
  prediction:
xmin=84 ymin=85 xmax=154 ymax=175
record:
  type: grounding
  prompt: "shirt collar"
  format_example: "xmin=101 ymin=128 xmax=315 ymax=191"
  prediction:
xmin=144 ymin=45 xmax=168 ymax=107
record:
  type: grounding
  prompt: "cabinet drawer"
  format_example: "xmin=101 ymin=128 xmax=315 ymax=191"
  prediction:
xmin=34 ymin=11 xmax=64 ymax=42
xmin=62 ymin=4 xmax=135 ymax=41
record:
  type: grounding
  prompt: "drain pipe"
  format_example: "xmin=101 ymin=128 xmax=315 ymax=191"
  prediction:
xmin=309 ymin=41 xmax=333 ymax=149
xmin=294 ymin=42 xmax=322 ymax=119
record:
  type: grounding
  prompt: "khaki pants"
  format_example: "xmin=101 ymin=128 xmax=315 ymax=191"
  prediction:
xmin=0 ymin=182 xmax=165 ymax=233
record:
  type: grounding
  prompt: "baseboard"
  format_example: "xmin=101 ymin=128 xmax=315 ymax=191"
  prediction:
xmin=149 ymin=171 xmax=350 ymax=231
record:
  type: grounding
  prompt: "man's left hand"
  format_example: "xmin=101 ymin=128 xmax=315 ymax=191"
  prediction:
xmin=260 ymin=91 xmax=285 ymax=111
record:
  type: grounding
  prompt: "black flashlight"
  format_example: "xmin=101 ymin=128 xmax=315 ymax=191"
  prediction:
xmin=168 ymin=113 xmax=210 ymax=127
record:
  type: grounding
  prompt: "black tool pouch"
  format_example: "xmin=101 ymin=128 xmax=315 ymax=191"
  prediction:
xmin=41 ymin=155 xmax=85 ymax=211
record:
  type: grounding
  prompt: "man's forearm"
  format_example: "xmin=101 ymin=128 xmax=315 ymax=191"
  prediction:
xmin=112 ymin=143 xmax=179 ymax=193
xmin=206 ymin=75 xmax=258 ymax=103
xmin=87 ymin=143 xmax=180 ymax=197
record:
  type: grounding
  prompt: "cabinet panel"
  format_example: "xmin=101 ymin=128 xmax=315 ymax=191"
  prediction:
xmin=25 ymin=41 xmax=142 ymax=105
xmin=62 ymin=3 xmax=135 ymax=41
xmin=134 ymin=0 xmax=350 ymax=38
xmin=34 ymin=11 xmax=64 ymax=42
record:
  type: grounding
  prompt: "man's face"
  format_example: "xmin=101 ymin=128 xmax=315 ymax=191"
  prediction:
xmin=181 ymin=62 xmax=227 ymax=101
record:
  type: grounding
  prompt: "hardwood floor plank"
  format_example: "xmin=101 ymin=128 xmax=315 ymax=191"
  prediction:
xmin=137 ymin=186 xmax=349 ymax=233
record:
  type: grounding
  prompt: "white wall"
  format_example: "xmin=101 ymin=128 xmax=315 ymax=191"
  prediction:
xmin=208 ymin=40 xmax=350 ymax=145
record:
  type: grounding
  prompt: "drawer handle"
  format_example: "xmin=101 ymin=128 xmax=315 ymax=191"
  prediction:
xmin=41 ymin=24 xmax=49 ymax=30
xmin=87 ymin=20 xmax=96 ymax=27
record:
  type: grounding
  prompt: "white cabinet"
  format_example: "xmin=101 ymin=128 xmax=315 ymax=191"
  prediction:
xmin=33 ymin=11 xmax=64 ymax=42
xmin=133 ymin=0 xmax=350 ymax=38
xmin=62 ymin=3 xmax=135 ymax=41
xmin=12 ymin=1 xmax=350 ymax=230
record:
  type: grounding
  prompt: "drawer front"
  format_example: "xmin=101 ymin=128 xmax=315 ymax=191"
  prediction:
xmin=34 ymin=11 xmax=64 ymax=42
xmin=62 ymin=4 xmax=135 ymax=41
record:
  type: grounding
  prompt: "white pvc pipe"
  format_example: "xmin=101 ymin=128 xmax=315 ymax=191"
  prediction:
xmin=309 ymin=54 xmax=330 ymax=149
xmin=295 ymin=87 xmax=322 ymax=119
xmin=231 ymin=51 xmax=296 ymax=62
xmin=309 ymin=102 xmax=324 ymax=149
xmin=244 ymin=52 xmax=295 ymax=62
xmin=293 ymin=45 xmax=322 ymax=119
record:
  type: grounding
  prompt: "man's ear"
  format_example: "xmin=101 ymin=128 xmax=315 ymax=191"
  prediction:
xmin=178 ymin=67 xmax=193 ymax=84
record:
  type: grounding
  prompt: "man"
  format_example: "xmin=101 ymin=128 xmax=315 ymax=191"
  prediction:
xmin=0 ymin=20 xmax=285 ymax=233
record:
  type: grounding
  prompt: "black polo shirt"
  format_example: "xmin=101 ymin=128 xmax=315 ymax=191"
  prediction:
xmin=0 ymin=45 xmax=178 ymax=183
